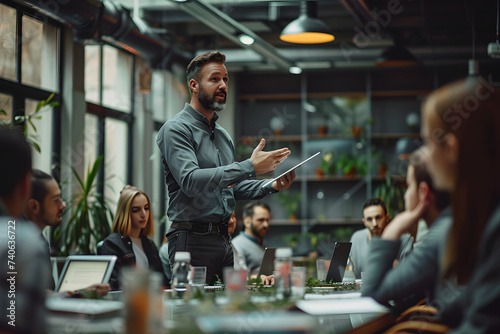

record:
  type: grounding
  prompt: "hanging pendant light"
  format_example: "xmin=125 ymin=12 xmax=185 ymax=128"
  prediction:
xmin=280 ymin=1 xmax=334 ymax=44
xmin=375 ymin=42 xmax=417 ymax=67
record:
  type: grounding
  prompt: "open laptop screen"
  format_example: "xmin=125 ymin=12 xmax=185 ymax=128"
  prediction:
xmin=56 ymin=255 xmax=117 ymax=292
xmin=257 ymin=247 xmax=276 ymax=277
xmin=325 ymin=242 xmax=352 ymax=283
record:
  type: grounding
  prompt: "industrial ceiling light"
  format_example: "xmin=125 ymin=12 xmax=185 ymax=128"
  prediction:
xmin=289 ymin=66 xmax=303 ymax=74
xmin=238 ymin=34 xmax=254 ymax=46
xmin=375 ymin=42 xmax=417 ymax=67
xmin=280 ymin=1 xmax=334 ymax=44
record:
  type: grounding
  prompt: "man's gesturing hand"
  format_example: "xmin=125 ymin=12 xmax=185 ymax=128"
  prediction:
xmin=251 ymin=138 xmax=291 ymax=175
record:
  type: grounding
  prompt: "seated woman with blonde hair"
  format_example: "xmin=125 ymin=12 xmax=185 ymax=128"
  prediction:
xmin=98 ymin=185 xmax=168 ymax=290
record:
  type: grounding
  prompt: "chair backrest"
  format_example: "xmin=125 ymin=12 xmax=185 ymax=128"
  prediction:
xmin=96 ymin=240 xmax=104 ymax=254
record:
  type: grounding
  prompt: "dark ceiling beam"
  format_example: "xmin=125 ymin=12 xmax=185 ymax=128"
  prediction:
xmin=339 ymin=0 xmax=374 ymax=27
xmin=172 ymin=0 xmax=294 ymax=72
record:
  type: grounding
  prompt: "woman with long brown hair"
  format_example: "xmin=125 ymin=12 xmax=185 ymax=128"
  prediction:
xmin=421 ymin=76 xmax=500 ymax=332
xmin=98 ymin=185 xmax=168 ymax=290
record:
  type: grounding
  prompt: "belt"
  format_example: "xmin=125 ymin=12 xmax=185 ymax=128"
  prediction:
xmin=171 ymin=221 xmax=228 ymax=235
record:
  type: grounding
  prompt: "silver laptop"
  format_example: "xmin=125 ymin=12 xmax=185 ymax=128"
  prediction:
xmin=55 ymin=255 xmax=117 ymax=292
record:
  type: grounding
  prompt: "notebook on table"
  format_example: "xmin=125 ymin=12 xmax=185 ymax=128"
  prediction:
xmin=55 ymin=255 xmax=117 ymax=293
xmin=325 ymin=242 xmax=352 ymax=283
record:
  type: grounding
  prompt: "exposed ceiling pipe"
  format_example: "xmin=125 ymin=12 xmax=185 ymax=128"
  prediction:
xmin=173 ymin=0 xmax=294 ymax=72
xmin=339 ymin=0 xmax=374 ymax=27
xmin=15 ymin=0 xmax=191 ymax=68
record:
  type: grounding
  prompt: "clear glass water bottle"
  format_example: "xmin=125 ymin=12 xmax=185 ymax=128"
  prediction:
xmin=171 ymin=251 xmax=191 ymax=298
xmin=274 ymin=247 xmax=292 ymax=299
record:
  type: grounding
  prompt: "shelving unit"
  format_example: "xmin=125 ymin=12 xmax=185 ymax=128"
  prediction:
xmin=234 ymin=68 xmax=439 ymax=249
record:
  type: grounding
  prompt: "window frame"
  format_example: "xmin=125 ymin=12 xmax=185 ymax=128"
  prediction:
xmin=0 ymin=0 xmax=63 ymax=175
xmin=85 ymin=43 xmax=135 ymax=195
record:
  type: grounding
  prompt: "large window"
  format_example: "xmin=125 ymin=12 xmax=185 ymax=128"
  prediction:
xmin=84 ymin=44 xmax=134 ymax=212
xmin=21 ymin=15 xmax=59 ymax=91
xmin=0 ymin=2 xmax=61 ymax=173
xmin=0 ymin=4 xmax=16 ymax=82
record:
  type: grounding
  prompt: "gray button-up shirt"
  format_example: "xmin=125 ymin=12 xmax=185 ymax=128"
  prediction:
xmin=156 ymin=103 xmax=276 ymax=223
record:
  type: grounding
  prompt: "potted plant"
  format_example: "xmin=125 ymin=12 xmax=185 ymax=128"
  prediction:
xmin=54 ymin=155 xmax=114 ymax=255
xmin=234 ymin=139 xmax=254 ymax=162
xmin=277 ymin=190 xmax=301 ymax=221
xmin=336 ymin=153 xmax=367 ymax=178
xmin=372 ymin=149 xmax=388 ymax=178
xmin=317 ymin=152 xmax=336 ymax=177
xmin=331 ymin=97 xmax=369 ymax=138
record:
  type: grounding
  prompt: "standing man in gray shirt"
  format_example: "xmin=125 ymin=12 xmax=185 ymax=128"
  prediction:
xmin=156 ymin=51 xmax=295 ymax=285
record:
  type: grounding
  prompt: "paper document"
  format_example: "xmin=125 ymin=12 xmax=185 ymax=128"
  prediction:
xmin=296 ymin=297 xmax=388 ymax=315
xmin=261 ymin=152 xmax=320 ymax=188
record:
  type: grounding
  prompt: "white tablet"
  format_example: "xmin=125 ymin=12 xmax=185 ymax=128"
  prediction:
xmin=261 ymin=152 xmax=320 ymax=188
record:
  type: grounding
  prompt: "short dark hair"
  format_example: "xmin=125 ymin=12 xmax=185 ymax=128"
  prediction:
xmin=31 ymin=169 xmax=54 ymax=203
xmin=0 ymin=127 xmax=32 ymax=198
xmin=409 ymin=148 xmax=449 ymax=211
xmin=186 ymin=51 xmax=226 ymax=86
xmin=362 ymin=198 xmax=388 ymax=216
xmin=243 ymin=201 xmax=271 ymax=219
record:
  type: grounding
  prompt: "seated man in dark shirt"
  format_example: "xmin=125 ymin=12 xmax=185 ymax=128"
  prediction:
xmin=362 ymin=148 xmax=452 ymax=309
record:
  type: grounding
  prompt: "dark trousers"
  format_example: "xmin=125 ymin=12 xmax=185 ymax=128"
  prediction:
xmin=167 ymin=228 xmax=234 ymax=286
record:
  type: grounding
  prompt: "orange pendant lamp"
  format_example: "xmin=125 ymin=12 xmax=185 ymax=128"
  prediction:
xmin=280 ymin=1 xmax=334 ymax=44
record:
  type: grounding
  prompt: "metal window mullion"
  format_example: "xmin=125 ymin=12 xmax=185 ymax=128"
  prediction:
xmin=127 ymin=54 xmax=135 ymax=185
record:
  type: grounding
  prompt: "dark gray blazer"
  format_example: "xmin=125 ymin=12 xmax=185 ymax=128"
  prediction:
xmin=439 ymin=203 xmax=500 ymax=333
xmin=362 ymin=208 xmax=452 ymax=308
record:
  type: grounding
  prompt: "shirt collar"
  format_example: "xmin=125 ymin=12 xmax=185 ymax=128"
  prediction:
xmin=184 ymin=103 xmax=219 ymax=125
xmin=242 ymin=232 xmax=261 ymax=245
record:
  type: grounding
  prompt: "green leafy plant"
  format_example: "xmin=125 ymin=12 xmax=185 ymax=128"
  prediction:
xmin=374 ymin=174 xmax=406 ymax=218
xmin=234 ymin=141 xmax=254 ymax=162
xmin=336 ymin=153 xmax=367 ymax=177
xmin=0 ymin=94 xmax=59 ymax=153
xmin=54 ymin=155 xmax=114 ymax=255
xmin=319 ymin=152 xmax=336 ymax=175
xmin=305 ymin=277 xmax=359 ymax=292
xmin=277 ymin=189 xmax=301 ymax=219
xmin=332 ymin=226 xmax=354 ymax=242
xmin=330 ymin=97 xmax=368 ymax=128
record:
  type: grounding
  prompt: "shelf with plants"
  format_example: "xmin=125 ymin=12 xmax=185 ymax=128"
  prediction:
xmin=235 ymin=68 xmax=437 ymax=245
xmin=237 ymin=135 xmax=303 ymax=143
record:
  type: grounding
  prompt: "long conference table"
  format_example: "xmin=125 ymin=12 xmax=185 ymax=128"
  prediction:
xmin=46 ymin=285 xmax=396 ymax=334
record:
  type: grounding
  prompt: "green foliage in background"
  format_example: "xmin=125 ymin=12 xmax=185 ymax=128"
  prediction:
xmin=0 ymin=93 xmax=59 ymax=153
xmin=374 ymin=175 xmax=406 ymax=218
xmin=54 ymin=156 xmax=114 ymax=255
xmin=277 ymin=189 xmax=301 ymax=218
